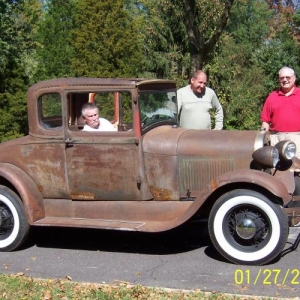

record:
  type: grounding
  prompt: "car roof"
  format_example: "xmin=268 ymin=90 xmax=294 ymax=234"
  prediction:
xmin=27 ymin=77 xmax=176 ymax=93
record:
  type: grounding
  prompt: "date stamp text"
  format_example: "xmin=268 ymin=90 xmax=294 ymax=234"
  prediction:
xmin=234 ymin=269 xmax=300 ymax=285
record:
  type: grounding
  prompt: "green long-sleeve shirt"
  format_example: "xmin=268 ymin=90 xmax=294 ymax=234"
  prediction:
xmin=177 ymin=85 xmax=223 ymax=130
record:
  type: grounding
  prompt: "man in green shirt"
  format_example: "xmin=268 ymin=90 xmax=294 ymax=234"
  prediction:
xmin=177 ymin=70 xmax=223 ymax=130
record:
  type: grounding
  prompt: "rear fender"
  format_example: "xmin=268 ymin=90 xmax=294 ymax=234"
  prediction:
xmin=0 ymin=163 xmax=45 ymax=224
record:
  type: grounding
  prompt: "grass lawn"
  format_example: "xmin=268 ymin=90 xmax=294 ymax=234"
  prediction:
xmin=0 ymin=274 xmax=263 ymax=300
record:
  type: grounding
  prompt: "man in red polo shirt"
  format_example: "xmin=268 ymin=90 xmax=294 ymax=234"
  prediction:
xmin=261 ymin=66 xmax=300 ymax=158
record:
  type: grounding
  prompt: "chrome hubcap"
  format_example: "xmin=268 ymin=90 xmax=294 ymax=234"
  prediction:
xmin=236 ymin=218 xmax=257 ymax=239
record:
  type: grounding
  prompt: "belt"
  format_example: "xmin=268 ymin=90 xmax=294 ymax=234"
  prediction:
xmin=270 ymin=131 xmax=300 ymax=134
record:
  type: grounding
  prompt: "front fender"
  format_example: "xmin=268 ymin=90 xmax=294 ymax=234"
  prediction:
xmin=0 ymin=163 xmax=45 ymax=224
xmin=210 ymin=169 xmax=292 ymax=205
xmin=164 ymin=169 xmax=292 ymax=229
xmin=142 ymin=169 xmax=292 ymax=230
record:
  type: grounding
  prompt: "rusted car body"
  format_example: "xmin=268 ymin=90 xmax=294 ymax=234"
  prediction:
xmin=0 ymin=77 xmax=299 ymax=265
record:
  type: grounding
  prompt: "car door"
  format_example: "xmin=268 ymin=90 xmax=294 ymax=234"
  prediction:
xmin=65 ymin=91 xmax=142 ymax=201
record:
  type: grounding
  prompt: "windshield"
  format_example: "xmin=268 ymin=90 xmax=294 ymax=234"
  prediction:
xmin=139 ymin=91 xmax=177 ymax=129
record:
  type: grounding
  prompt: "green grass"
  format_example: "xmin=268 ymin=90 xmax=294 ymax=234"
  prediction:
xmin=0 ymin=274 xmax=266 ymax=300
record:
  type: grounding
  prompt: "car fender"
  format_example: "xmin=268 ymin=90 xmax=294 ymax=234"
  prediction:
xmin=161 ymin=169 xmax=292 ymax=231
xmin=207 ymin=169 xmax=292 ymax=205
xmin=0 ymin=163 xmax=45 ymax=224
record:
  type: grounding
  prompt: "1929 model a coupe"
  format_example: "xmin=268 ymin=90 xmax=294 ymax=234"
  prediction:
xmin=0 ymin=77 xmax=299 ymax=265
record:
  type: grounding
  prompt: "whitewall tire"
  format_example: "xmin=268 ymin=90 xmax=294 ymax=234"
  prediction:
xmin=0 ymin=186 xmax=30 ymax=251
xmin=208 ymin=189 xmax=289 ymax=265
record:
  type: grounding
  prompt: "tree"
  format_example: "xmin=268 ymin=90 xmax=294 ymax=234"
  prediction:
xmin=132 ymin=0 xmax=235 ymax=78
xmin=71 ymin=0 xmax=143 ymax=78
xmin=206 ymin=0 xmax=300 ymax=130
xmin=207 ymin=0 xmax=273 ymax=130
xmin=34 ymin=0 xmax=76 ymax=80
xmin=129 ymin=0 xmax=189 ymax=80
xmin=0 ymin=0 xmax=19 ymax=87
xmin=17 ymin=0 xmax=44 ymax=84
xmin=265 ymin=0 xmax=297 ymax=39
xmin=179 ymin=0 xmax=235 ymax=73
xmin=0 ymin=0 xmax=30 ymax=141
xmin=252 ymin=30 xmax=300 ymax=90
xmin=0 ymin=66 xmax=30 ymax=141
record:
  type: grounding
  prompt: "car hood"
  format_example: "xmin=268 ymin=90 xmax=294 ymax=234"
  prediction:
xmin=142 ymin=125 xmax=262 ymax=159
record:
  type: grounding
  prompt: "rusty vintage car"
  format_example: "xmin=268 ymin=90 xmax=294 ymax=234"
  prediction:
xmin=0 ymin=77 xmax=299 ymax=265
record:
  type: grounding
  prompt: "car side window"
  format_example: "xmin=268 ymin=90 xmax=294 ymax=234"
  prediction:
xmin=67 ymin=91 xmax=133 ymax=132
xmin=38 ymin=93 xmax=62 ymax=129
xmin=140 ymin=91 xmax=177 ymax=128
xmin=94 ymin=92 xmax=132 ymax=131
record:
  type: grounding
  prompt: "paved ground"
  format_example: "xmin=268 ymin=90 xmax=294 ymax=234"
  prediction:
xmin=0 ymin=223 xmax=299 ymax=298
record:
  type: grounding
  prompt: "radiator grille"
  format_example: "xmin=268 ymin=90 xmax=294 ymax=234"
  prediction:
xmin=179 ymin=157 xmax=234 ymax=192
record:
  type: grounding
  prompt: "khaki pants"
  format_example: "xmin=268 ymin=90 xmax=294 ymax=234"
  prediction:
xmin=270 ymin=132 xmax=300 ymax=159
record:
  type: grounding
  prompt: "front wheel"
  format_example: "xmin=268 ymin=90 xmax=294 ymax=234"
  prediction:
xmin=208 ymin=189 xmax=289 ymax=265
xmin=0 ymin=186 xmax=30 ymax=251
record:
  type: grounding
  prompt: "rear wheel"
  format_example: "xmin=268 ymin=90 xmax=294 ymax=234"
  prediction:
xmin=208 ymin=189 xmax=289 ymax=265
xmin=0 ymin=186 xmax=30 ymax=251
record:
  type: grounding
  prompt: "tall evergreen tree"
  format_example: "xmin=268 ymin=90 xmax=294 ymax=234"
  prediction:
xmin=0 ymin=0 xmax=30 ymax=141
xmin=133 ymin=0 xmax=188 ymax=80
xmin=17 ymin=0 xmax=43 ymax=84
xmin=0 ymin=0 xmax=19 ymax=86
xmin=35 ymin=0 xmax=76 ymax=80
xmin=72 ymin=0 xmax=143 ymax=77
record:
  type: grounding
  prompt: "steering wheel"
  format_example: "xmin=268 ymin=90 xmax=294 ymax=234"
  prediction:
xmin=142 ymin=114 xmax=173 ymax=128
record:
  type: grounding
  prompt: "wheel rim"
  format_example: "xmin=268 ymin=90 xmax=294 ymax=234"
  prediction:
xmin=0 ymin=202 xmax=14 ymax=239
xmin=223 ymin=204 xmax=271 ymax=252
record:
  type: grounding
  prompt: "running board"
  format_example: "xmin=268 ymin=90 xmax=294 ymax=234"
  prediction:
xmin=33 ymin=217 xmax=146 ymax=231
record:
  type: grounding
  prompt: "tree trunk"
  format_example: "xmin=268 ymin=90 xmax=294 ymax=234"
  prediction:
xmin=180 ymin=0 xmax=234 ymax=76
xmin=190 ymin=51 xmax=205 ymax=74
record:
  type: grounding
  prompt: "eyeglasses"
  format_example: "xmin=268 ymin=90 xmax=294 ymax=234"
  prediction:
xmin=279 ymin=76 xmax=294 ymax=81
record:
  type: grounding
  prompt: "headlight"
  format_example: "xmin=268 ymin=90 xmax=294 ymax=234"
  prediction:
xmin=252 ymin=146 xmax=279 ymax=168
xmin=275 ymin=141 xmax=296 ymax=160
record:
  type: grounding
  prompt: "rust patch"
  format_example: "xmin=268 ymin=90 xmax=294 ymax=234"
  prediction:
xmin=71 ymin=192 xmax=96 ymax=200
xmin=150 ymin=186 xmax=173 ymax=200
xmin=37 ymin=185 xmax=44 ymax=193
xmin=210 ymin=178 xmax=219 ymax=191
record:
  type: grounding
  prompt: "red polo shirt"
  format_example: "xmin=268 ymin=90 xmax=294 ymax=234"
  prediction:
xmin=261 ymin=86 xmax=300 ymax=132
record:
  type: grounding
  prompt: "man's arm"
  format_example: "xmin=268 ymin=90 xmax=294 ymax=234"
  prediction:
xmin=212 ymin=93 xmax=223 ymax=130
xmin=260 ymin=96 xmax=271 ymax=131
xmin=176 ymin=89 xmax=184 ymax=124
xmin=177 ymin=90 xmax=183 ymax=115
